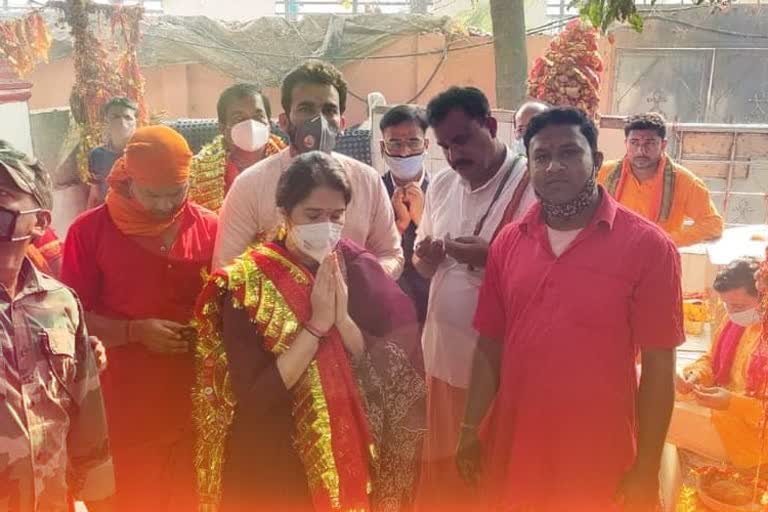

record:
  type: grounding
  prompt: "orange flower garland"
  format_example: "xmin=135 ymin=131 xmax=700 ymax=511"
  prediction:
xmin=0 ymin=11 xmax=51 ymax=77
xmin=54 ymin=0 xmax=146 ymax=182
xmin=527 ymin=20 xmax=604 ymax=120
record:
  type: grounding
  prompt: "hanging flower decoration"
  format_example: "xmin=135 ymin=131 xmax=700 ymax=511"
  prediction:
xmin=0 ymin=11 xmax=52 ymax=77
xmin=111 ymin=6 xmax=147 ymax=124
xmin=54 ymin=0 xmax=146 ymax=182
xmin=527 ymin=20 xmax=604 ymax=120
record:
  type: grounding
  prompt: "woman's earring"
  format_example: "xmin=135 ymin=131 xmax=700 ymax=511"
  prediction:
xmin=276 ymin=222 xmax=288 ymax=241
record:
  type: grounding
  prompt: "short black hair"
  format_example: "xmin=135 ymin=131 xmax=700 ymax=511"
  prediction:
xmin=216 ymin=83 xmax=272 ymax=124
xmin=713 ymin=258 xmax=760 ymax=297
xmin=379 ymin=104 xmax=428 ymax=133
xmin=281 ymin=60 xmax=348 ymax=115
xmin=624 ymin=112 xmax=667 ymax=139
xmin=276 ymin=151 xmax=352 ymax=213
xmin=426 ymin=86 xmax=491 ymax=127
xmin=102 ymin=96 xmax=138 ymax=118
xmin=523 ymin=107 xmax=599 ymax=153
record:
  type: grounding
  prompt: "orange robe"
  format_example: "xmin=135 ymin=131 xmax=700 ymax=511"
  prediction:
xmin=598 ymin=158 xmax=723 ymax=247
xmin=684 ymin=321 xmax=765 ymax=468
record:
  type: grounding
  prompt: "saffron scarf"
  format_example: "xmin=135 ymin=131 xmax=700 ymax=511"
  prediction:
xmin=105 ymin=158 xmax=187 ymax=237
xmin=26 ymin=227 xmax=61 ymax=276
xmin=105 ymin=126 xmax=192 ymax=237
xmin=491 ymin=170 xmax=531 ymax=241
xmin=194 ymin=242 xmax=372 ymax=511
xmin=33 ymin=227 xmax=62 ymax=264
xmin=25 ymin=244 xmax=50 ymax=274
xmin=604 ymin=154 xmax=676 ymax=223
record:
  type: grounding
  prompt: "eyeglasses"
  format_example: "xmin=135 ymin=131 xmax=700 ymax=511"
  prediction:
xmin=384 ymin=140 xmax=426 ymax=152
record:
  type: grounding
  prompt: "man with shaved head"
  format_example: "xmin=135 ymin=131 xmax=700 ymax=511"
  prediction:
xmin=513 ymin=100 xmax=549 ymax=154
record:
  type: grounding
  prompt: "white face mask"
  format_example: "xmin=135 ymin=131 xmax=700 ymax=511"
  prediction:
xmin=230 ymin=119 xmax=269 ymax=153
xmin=109 ymin=123 xmax=135 ymax=147
xmin=289 ymin=221 xmax=343 ymax=263
xmin=384 ymin=152 xmax=425 ymax=182
xmin=512 ymin=137 xmax=526 ymax=156
xmin=729 ymin=307 xmax=761 ymax=327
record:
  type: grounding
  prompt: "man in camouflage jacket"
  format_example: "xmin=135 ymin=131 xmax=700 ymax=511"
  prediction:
xmin=0 ymin=140 xmax=115 ymax=512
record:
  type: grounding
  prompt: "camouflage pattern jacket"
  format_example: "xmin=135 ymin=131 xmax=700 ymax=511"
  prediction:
xmin=0 ymin=259 xmax=114 ymax=511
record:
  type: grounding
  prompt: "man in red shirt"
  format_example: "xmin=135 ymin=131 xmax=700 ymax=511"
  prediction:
xmin=62 ymin=125 xmax=217 ymax=511
xmin=457 ymin=108 xmax=684 ymax=511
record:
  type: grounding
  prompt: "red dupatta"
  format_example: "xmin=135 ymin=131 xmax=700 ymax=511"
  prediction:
xmin=225 ymin=242 xmax=372 ymax=511
xmin=712 ymin=320 xmax=768 ymax=396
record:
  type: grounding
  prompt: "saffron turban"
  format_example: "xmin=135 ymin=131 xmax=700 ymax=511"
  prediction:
xmin=108 ymin=125 xmax=192 ymax=189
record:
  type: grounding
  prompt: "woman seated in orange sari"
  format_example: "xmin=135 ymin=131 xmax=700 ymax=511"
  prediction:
xmin=194 ymin=150 xmax=426 ymax=512
xmin=675 ymin=257 xmax=766 ymax=468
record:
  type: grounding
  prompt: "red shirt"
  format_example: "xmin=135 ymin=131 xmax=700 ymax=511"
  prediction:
xmin=224 ymin=159 xmax=239 ymax=194
xmin=61 ymin=203 xmax=217 ymax=444
xmin=473 ymin=188 xmax=684 ymax=511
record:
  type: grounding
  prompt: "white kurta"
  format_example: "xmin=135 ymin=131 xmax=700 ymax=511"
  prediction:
xmin=416 ymin=146 xmax=536 ymax=388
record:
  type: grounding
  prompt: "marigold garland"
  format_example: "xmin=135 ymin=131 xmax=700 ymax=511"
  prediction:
xmin=0 ymin=11 xmax=51 ymax=77
xmin=528 ymin=19 xmax=604 ymax=120
xmin=54 ymin=0 xmax=147 ymax=182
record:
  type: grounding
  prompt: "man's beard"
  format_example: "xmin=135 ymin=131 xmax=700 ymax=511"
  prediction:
xmin=631 ymin=156 xmax=660 ymax=171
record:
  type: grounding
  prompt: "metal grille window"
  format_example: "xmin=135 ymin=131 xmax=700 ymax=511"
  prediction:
xmin=612 ymin=47 xmax=768 ymax=125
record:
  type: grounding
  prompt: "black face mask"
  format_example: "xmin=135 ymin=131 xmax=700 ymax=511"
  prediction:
xmin=288 ymin=115 xmax=338 ymax=154
xmin=0 ymin=206 xmax=40 ymax=242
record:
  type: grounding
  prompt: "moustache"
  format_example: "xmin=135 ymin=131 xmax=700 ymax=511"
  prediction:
xmin=452 ymin=159 xmax=473 ymax=168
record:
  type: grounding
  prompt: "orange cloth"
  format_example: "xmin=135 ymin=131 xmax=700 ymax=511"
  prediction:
xmin=105 ymin=125 xmax=193 ymax=237
xmin=121 ymin=125 xmax=191 ymax=187
xmin=613 ymin=155 xmax=667 ymax=223
xmin=684 ymin=321 xmax=765 ymax=468
xmin=598 ymin=158 xmax=724 ymax=247
xmin=25 ymin=244 xmax=50 ymax=274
